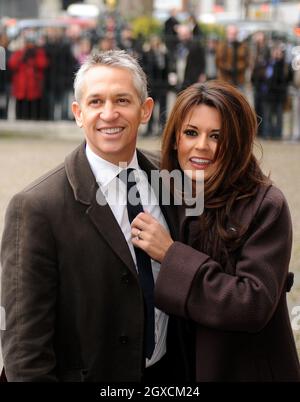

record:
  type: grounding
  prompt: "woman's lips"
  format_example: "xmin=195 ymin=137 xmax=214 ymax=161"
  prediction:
xmin=189 ymin=157 xmax=212 ymax=170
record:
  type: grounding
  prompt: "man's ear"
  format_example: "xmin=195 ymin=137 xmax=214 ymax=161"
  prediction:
xmin=72 ymin=101 xmax=83 ymax=128
xmin=140 ymin=97 xmax=154 ymax=124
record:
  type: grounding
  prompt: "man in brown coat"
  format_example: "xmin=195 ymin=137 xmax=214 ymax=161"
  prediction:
xmin=216 ymin=24 xmax=249 ymax=89
xmin=0 ymin=50 xmax=184 ymax=382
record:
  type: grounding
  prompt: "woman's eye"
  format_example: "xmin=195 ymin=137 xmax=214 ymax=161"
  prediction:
xmin=183 ymin=129 xmax=197 ymax=137
xmin=210 ymin=132 xmax=220 ymax=140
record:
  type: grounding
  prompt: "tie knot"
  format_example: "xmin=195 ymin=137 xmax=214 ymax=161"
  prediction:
xmin=118 ymin=168 xmax=137 ymax=191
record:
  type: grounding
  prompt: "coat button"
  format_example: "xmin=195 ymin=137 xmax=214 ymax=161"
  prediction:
xmin=119 ymin=335 xmax=129 ymax=344
xmin=121 ymin=273 xmax=130 ymax=284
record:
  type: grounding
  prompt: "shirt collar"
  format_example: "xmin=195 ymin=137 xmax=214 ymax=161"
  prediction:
xmin=85 ymin=143 xmax=140 ymax=187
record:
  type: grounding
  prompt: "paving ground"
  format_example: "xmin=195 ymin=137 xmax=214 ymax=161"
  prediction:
xmin=0 ymin=131 xmax=299 ymax=371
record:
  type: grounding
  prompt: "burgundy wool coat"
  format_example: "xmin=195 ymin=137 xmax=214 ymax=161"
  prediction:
xmin=155 ymin=185 xmax=300 ymax=382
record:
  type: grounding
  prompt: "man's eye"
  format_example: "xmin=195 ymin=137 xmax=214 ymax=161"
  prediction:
xmin=118 ymin=98 xmax=129 ymax=104
xmin=90 ymin=99 xmax=101 ymax=105
xmin=183 ymin=129 xmax=197 ymax=137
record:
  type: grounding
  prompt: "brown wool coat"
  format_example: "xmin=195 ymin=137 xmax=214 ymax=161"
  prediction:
xmin=155 ymin=185 xmax=300 ymax=382
xmin=215 ymin=40 xmax=249 ymax=86
xmin=1 ymin=142 xmax=181 ymax=382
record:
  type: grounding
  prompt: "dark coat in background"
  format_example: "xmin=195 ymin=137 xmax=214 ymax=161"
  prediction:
xmin=181 ymin=41 xmax=206 ymax=90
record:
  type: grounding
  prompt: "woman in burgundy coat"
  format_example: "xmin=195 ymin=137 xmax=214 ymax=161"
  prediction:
xmin=131 ymin=80 xmax=300 ymax=382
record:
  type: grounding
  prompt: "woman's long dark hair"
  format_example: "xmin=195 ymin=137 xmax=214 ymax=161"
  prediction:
xmin=161 ymin=80 xmax=270 ymax=257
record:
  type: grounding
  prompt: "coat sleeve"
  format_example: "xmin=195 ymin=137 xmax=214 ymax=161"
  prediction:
xmin=8 ymin=50 xmax=24 ymax=70
xmin=34 ymin=48 xmax=48 ymax=70
xmin=1 ymin=192 xmax=58 ymax=381
xmin=155 ymin=187 xmax=293 ymax=333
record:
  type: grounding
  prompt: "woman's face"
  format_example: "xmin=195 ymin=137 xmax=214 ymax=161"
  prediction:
xmin=177 ymin=104 xmax=221 ymax=183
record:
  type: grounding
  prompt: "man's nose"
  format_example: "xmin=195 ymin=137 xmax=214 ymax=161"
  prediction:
xmin=99 ymin=102 xmax=119 ymax=120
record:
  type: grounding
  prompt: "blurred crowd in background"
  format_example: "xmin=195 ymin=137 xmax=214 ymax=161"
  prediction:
xmin=1 ymin=8 xmax=300 ymax=141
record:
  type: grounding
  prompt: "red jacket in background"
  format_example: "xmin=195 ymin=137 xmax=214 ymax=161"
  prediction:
xmin=8 ymin=46 xmax=48 ymax=100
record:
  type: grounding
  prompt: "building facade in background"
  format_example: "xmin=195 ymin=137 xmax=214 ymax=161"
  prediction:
xmin=1 ymin=1 xmax=300 ymax=26
xmin=0 ymin=0 xmax=39 ymax=18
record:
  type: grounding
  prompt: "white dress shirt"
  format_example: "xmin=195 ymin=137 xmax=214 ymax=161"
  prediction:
xmin=86 ymin=144 xmax=169 ymax=367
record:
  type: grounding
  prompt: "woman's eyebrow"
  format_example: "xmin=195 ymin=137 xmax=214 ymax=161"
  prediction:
xmin=184 ymin=124 xmax=198 ymax=129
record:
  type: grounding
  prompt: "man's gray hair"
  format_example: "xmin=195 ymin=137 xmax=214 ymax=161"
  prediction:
xmin=74 ymin=50 xmax=148 ymax=103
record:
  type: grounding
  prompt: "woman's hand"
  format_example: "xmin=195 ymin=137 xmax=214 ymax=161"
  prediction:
xmin=131 ymin=212 xmax=174 ymax=263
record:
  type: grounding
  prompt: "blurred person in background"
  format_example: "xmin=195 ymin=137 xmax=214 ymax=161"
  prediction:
xmin=250 ymin=31 xmax=270 ymax=137
xmin=94 ymin=34 xmax=116 ymax=53
xmin=187 ymin=14 xmax=203 ymax=42
xmin=262 ymin=44 xmax=292 ymax=140
xmin=205 ymin=36 xmax=218 ymax=81
xmin=74 ymin=36 xmax=93 ymax=66
xmin=118 ymin=26 xmax=142 ymax=58
xmin=42 ymin=27 xmax=77 ymax=121
xmin=216 ymin=24 xmax=249 ymax=90
xmin=8 ymin=31 xmax=48 ymax=120
xmin=164 ymin=8 xmax=179 ymax=74
xmin=141 ymin=35 xmax=169 ymax=136
xmin=176 ymin=24 xmax=206 ymax=91
xmin=0 ymin=30 xmax=10 ymax=119
xmin=291 ymin=52 xmax=300 ymax=141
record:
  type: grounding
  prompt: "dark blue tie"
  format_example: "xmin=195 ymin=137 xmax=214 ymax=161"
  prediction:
xmin=118 ymin=168 xmax=155 ymax=359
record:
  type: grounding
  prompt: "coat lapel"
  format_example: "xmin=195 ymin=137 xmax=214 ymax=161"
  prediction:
xmin=86 ymin=198 xmax=137 ymax=275
xmin=65 ymin=142 xmax=137 ymax=275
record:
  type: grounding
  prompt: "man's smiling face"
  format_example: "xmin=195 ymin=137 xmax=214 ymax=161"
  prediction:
xmin=72 ymin=65 xmax=153 ymax=165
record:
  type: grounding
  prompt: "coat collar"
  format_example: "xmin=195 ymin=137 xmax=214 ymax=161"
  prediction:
xmin=65 ymin=141 xmax=96 ymax=205
xmin=65 ymin=141 xmax=164 ymax=206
